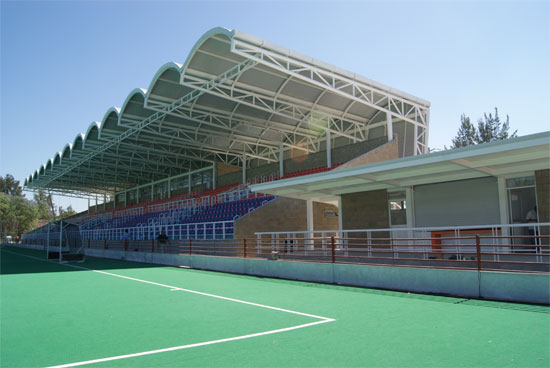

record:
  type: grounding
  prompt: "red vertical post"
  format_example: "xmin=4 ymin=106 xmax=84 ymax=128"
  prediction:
xmin=189 ymin=238 xmax=192 ymax=255
xmin=476 ymin=235 xmax=482 ymax=271
xmin=243 ymin=238 xmax=247 ymax=258
xmin=331 ymin=236 xmax=336 ymax=263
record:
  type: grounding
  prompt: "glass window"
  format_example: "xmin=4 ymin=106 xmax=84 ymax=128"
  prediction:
xmin=506 ymin=176 xmax=535 ymax=188
xmin=388 ymin=191 xmax=407 ymax=226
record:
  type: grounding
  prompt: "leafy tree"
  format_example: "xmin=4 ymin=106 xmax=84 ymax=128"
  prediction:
xmin=33 ymin=189 xmax=55 ymax=222
xmin=476 ymin=108 xmax=517 ymax=143
xmin=450 ymin=108 xmax=517 ymax=148
xmin=58 ymin=205 xmax=77 ymax=220
xmin=451 ymin=114 xmax=478 ymax=148
xmin=0 ymin=174 xmax=23 ymax=196
xmin=0 ymin=192 xmax=38 ymax=239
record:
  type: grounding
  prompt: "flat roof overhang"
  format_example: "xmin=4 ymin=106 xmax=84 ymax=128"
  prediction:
xmin=249 ymin=131 xmax=550 ymax=203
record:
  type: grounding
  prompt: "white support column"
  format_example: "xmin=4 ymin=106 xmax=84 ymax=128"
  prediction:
xmin=87 ymin=198 xmax=90 ymax=212
xmin=188 ymin=173 xmax=192 ymax=194
xmin=136 ymin=188 xmax=139 ymax=203
xmin=497 ymin=177 xmax=510 ymax=239
xmin=386 ymin=111 xmax=393 ymax=142
xmin=279 ymin=143 xmax=284 ymax=178
xmin=306 ymin=199 xmax=314 ymax=238
xmin=168 ymin=179 xmax=172 ymax=199
xmin=326 ymin=129 xmax=332 ymax=168
xmin=95 ymin=195 xmax=98 ymax=211
xmin=151 ymin=183 xmax=154 ymax=201
xmin=103 ymin=193 xmax=107 ymax=211
xmin=243 ymin=154 xmax=247 ymax=183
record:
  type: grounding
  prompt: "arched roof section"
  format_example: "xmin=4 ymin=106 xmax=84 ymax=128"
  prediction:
xmin=39 ymin=164 xmax=46 ymax=176
xmin=180 ymin=27 xmax=235 ymax=75
xmin=83 ymin=122 xmax=101 ymax=149
xmin=145 ymin=62 xmax=183 ymax=106
xmin=119 ymin=88 xmax=154 ymax=127
xmin=72 ymin=134 xmax=84 ymax=152
xmin=98 ymin=107 xmax=123 ymax=139
xmin=46 ymin=159 xmax=53 ymax=171
xmin=53 ymin=152 xmax=61 ymax=166
xmin=61 ymin=143 xmax=72 ymax=163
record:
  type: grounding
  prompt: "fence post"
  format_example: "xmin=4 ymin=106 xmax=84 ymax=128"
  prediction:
xmin=243 ymin=238 xmax=247 ymax=258
xmin=151 ymin=239 xmax=155 ymax=253
xmin=476 ymin=235 xmax=482 ymax=271
xmin=189 ymin=238 xmax=192 ymax=255
xmin=331 ymin=236 xmax=335 ymax=263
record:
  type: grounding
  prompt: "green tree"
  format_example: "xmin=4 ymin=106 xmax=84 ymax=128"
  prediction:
xmin=476 ymin=107 xmax=517 ymax=143
xmin=451 ymin=114 xmax=478 ymax=148
xmin=0 ymin=174 xmax=23 ymax=196
xmin=33 ymin=189 xmax=55 ymax=222
xmin=58 ymin=205 xmax=77 ymax=220
xmin=0 ymin=192 xmax=38 ymax=239
xmin=451 ymin=108 xmax=517 ymax=148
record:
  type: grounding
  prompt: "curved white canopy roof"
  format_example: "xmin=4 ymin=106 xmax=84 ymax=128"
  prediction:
xmin=25 ymin=27 xmax=430 ymax=196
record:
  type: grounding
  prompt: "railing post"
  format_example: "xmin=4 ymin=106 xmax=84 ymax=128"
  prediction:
xmin=331 ymin=236 xmax=335 ymax=263
xmin=189 ymin=238 xmax=192 ymax=255
xmin=476 ymin=235 xmax=482 ymax=271
xmin=243 ymin=238 xmax=247 ymax=258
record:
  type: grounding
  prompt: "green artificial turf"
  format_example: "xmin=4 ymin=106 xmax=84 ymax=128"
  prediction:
xmin=1 ymin=246 xmax=548 ymax=367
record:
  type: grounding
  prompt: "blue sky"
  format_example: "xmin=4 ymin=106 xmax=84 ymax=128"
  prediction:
xmin=1 ymin=0 xmax=548 ymax=212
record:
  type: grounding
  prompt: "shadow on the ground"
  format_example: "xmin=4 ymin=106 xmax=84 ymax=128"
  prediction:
xmin=0 ymin=245 xmax=164 ymax=276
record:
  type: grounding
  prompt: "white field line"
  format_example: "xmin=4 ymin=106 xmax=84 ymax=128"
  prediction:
xmin=3 ymin=249 xmax=336 ymax=366
xmin=49 ymin=319 xmax=333 ymax=368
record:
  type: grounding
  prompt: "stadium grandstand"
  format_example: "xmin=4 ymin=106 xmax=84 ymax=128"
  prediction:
xmin=21 ymin=27 xmax=429 ymax=244
xmin=18 ymin=27 xmax=549 ymax=303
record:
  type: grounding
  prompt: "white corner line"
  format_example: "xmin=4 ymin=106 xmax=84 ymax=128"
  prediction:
xmin=4 ymin=249 xmax=334 ymax=321
xmin=47 ymin=319 xmax=334 ymax=368
xmin=5 ymin=249 xmax=336 ymax=366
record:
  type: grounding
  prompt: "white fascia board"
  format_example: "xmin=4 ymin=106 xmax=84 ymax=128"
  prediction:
xmin=250 ymin=131 xmax=550 ymax=193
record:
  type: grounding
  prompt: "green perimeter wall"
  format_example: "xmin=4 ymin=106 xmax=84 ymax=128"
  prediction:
xmin=73 ymin=246 xmax=549 ymax=305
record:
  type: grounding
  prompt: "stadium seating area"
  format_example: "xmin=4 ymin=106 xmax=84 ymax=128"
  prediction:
xmin=24 ymin=163 xmax=343 ymax=242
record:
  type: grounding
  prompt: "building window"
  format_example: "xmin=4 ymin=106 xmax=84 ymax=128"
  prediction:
xmin=388 ymin=191 xmax=407 ymax=226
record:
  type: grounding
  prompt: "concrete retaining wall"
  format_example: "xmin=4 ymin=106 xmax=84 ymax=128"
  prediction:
xmin=83 ymin=248 xmax=549 ymax=305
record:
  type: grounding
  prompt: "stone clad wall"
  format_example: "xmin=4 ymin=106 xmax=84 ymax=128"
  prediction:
xmin=341 ymin=190 xmax=389 ymax=231
xmin=234 ymin=197 xmax=338 ymax=240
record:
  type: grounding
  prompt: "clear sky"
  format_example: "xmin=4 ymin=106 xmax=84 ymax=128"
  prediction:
xmin=1 ymin=0 xmax=548 ymax=212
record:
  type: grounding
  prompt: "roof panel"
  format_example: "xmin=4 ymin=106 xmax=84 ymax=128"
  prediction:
xmin=25 ymin=27 xmax=431 ymax=195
